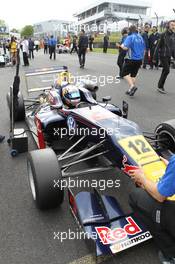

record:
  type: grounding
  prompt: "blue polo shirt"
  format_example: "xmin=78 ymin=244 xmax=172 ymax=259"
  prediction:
xmin=123 ymin=33 xmax=145 ymax=60
xmin=158 ymin=155 xmax=175 ymax=197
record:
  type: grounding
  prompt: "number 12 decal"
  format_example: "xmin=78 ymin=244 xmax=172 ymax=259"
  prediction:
xmin=128 ymin=139 xmax=152 ymax=155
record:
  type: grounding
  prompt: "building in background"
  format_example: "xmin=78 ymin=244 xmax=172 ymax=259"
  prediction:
xmin=33 ymin=20 xmax=74 ymax=39
xmin=74 ymin=0 xmax=152 ymax=33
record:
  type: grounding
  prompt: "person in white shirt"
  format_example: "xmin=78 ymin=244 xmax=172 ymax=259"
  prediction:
xmin=21 ymin=37 xmax=29 ymax=66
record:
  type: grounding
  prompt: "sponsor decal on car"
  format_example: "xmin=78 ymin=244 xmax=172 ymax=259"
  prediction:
xmin=122 ymin=155 xmax=139 ymax=174
xmin=110 ymin=231 xmax=152 ymax=253
xmin=67 ymin=115 xmax=77 ymax=131
xmin=95 ymin=217 xmax=142 ymax=245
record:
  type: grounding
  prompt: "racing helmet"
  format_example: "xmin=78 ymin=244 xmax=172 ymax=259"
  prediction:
xmin=62 ymin=85 xmax=81 ymax=107
xmin=55 ymin=71 xmax=73 ymax=88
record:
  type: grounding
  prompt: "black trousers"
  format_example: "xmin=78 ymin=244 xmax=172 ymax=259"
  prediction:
xmin=89 ymin=42 xmax=93 ymax=51
xmin=23 ymin=52 xmax=29 ymax=66
xmin=129 ymin=188 xmax=175 ymax=258
xmin=29 ymin=49 xmax=34 ymax=59
xmin=150 ymin=47 xmax=159 ymax=68
xmin=143 ymin=50 xmax=149 ymax=68
xmin=117 ymin=52 xmax=125 ymax=77
xmin=78 ymin=48 xmax=86 ymax=66
xmin=70 ymin=44 xmax=78 ymax=54
xmin=50 ymin=46 xmax=56 ymax=60
xmin=158 ymin=57 xmax=171 ymax=88
xmin=44 ymin=45 xmax=48 ymax=54
xmin=103 ymin=46 xmax=108 ymax=53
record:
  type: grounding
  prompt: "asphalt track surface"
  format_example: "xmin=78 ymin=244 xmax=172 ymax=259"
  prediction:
xmin=0 ymin=50 xmax=175 ymax=264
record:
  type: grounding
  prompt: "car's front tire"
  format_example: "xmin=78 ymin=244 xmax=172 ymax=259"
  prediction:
xmin=155 ymin=120 xmax=175 ymax=153
xmin=27 ymin=148 xmax=64 ymax=210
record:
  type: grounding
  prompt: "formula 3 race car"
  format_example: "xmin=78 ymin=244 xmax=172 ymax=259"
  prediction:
xmin=7 ymin=65 xmax=175 ymax=260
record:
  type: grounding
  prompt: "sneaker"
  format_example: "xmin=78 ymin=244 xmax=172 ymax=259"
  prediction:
xmin=0 ymin=135 xmax=5 ymax=143
xmin=158 ymin=251 xmax=175 ymax=264
xmin=129 ymin=86 xmax=138 ymax=96
xmin=157 ymin=87 xmax=166 ymax=94
xmin=125 ymin=90 xmax=131 ymax=95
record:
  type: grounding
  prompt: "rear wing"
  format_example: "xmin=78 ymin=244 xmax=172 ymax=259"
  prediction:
xmin=25 ymin=66 xmax=68 ymax=93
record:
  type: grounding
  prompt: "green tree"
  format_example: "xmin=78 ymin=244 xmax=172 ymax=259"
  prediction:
xmin=21 ymin=25 xmax=34 ymax=37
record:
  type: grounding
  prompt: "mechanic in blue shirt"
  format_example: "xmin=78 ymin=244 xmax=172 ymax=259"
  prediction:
xmin=120 ymin=25 xmax=145 ymax=97
xmin=128 ymin=155 xmax=175 ymax=264
xmin=49 ymin=35 xmax=57 ymax=60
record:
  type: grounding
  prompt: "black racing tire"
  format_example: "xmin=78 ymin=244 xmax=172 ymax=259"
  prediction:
xmin=6 ymin=91 xmax=25 ymax=121
xmin=155 ymin=120 xmax=175 ymax=153
xmin=27 ymin=148 xmax=64 ymax=210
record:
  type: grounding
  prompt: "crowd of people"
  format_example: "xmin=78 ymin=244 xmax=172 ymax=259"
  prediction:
xmin=116 ymin=21 xmax=175 ymax=95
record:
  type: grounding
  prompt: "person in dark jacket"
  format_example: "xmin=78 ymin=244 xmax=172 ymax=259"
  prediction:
xmin=78 ymin=30 xmax=88 ymax=68
xmin=28 ymin=38 xmax=34 ymax=59
xmin=149 ymin=26 xmax=160 ymax=69
xmin=103 ymin=34 xmax=109 ymax=53
xmin=70 ymin=35 xmax=78 ymax=54
xmin=116 ymin=28 xmax=128 ymax=78
xmin=89 ymin=35 xmax=94 ymax=51
xmin=142 ymin=24 xmax=151 ymax=69
xmin=44 ymin=37 xmax=49 ymax=54
xmin=154 ymin=20 xmax=175 ymax=93
xmin=49 ymin=35 xmax=57 ymax=60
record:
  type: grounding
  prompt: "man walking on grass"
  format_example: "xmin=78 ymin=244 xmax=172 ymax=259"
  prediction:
xmin=119 ymin=25 xmax=145 ymax=96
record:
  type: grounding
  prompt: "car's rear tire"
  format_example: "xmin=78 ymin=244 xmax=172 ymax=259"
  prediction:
xmin=155 ymin=120 xmax=175 ymax=153
xmin=6 ymin=91 xmax=25 ymax=121
xmin=27 ymin=148 xmax=64 ymax=210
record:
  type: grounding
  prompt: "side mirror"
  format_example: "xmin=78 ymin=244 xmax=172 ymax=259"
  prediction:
xmin=102 ymin=96 xmax=111 ymax=103
xmin=123 ymin=101 xmax=128 ymax=119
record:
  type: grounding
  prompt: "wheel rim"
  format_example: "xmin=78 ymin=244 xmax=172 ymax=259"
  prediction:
xmin=27 ymin=161 xmax=36 ymax=201
xmin=157 ymin=130 xmax=175 ymax=152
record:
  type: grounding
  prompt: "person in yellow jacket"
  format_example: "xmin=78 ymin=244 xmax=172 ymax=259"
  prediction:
xmin=9 ymin=36 xmax=17 ymax=65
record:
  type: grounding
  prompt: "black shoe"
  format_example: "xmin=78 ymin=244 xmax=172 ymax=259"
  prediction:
xmin=0 ymin=135 xmax=5 ymax=143
xmin=125 ymin=90 xmax=131 ymax=95
xmin=157 ymin=87 xmax=166 ymax=94
xmin=129 ymin=86 xmax=138 ymax=96
xmin=158 ymin=251 xmax=175 ymax=264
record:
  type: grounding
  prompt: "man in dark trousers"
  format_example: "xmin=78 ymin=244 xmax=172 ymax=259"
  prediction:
xmin=78 ymin=30 xmax=88 ymax=68
xmin=70 ymin=35 xmax=78 ymax=54
xmin=49 ymin=35 xmax=57 ymax=60
xmin=89 ymin=35 xmax=94 ymax=51
xmin=28 ymin=38 xmax=34 ymax=59
xmin=154 ymin=20 xmax=175 ymax=94
xmin=103 ymin=34 xmax=109 ymax=53
xmin=128 ymin=155 xmax=175 ymax=264
xmin=149 ymin=26 xmax=160 ymax=69
xmin=116 ymin=28 xmax=128 ymax=79
xmin=142 ymin=24 xmax=150 ymax=69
